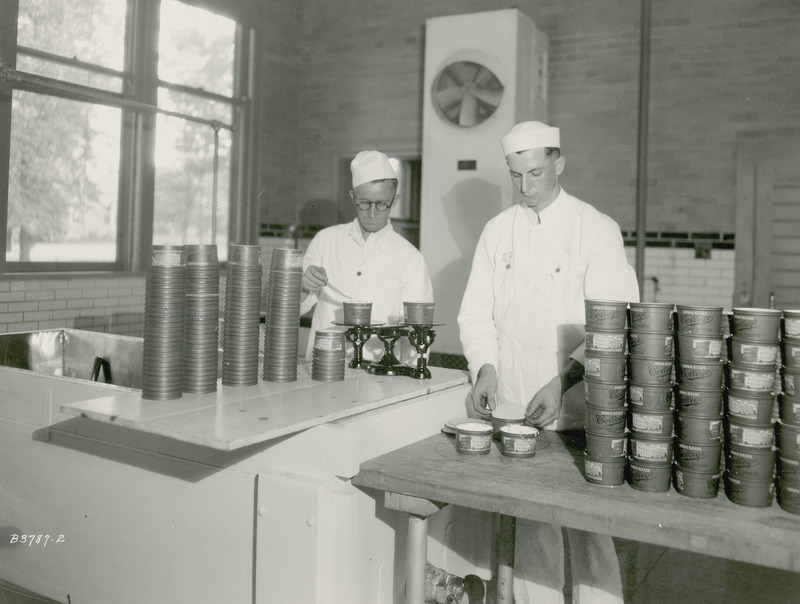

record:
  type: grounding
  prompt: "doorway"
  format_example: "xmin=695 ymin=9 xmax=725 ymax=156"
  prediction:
xmin=735 ymin=132 xmax=800 ymax=309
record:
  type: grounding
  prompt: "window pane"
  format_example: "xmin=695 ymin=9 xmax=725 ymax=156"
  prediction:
xmin=17 ymin=0 xmax=126 ymax=72
xmin=17 ymin=55 xmax=123 ymax=93
xmin=153 ymin=115 xmax=230 ymax=258
xmin=158 ymin=87 xmax=233 ymax=124
xmin=8 ymin=91 xmax=121 ymax=262
xmin=158 ymin=0 xmax=236 ymax=97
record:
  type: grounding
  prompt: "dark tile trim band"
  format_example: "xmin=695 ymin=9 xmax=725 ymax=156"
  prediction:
xmin=621 ymin=231 xmax=735 ymax=249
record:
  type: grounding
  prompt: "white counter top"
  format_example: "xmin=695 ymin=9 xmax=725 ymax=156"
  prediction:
xmin=60 ymin=362 xmax=469 ymax=451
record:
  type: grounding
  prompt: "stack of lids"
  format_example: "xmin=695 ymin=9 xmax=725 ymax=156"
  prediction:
xmin=263 ymin=248 xmax=303 ymax=383
xmin=222 ymin=244 xmax=262 ymax=387
xmin=142 ymin=245 xmax=186 ymax=400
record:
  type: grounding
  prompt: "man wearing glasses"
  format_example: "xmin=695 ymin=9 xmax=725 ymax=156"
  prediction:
xmin=300 ymin=150 xmax=433 ymax=361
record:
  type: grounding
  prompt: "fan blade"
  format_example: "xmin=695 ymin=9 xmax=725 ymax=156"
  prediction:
xmin=471 ymin=88 xmax=503 ymax=107
xmin=434 ymin=86 xmax=466 ymax=110
xmin=459 ymin=92 xmax=479 ymax=127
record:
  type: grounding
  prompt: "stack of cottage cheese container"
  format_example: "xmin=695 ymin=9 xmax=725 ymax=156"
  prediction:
xmin=626 ymin=303 xmax=678 ymax=493
xmin=582 ymin=300 xmax=629 ymax=486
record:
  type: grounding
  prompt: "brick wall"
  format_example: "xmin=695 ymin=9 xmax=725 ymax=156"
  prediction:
xmin=625 ymin=247 xmax=736 ymax=310
xmin=0 ymin=276 xmax=146 ymax=336
xmin=279 ymin=0 xmax=800 ymax=233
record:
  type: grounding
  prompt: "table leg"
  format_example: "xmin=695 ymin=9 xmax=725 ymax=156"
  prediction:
xmin=407 ymin=514 xmax=428 ymax=604
xmin=497 ymin=514 xmax=516 ymax=603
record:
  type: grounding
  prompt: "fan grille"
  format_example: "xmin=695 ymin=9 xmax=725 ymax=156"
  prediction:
xmin=432 ymin=61 xmax=504 ymax=127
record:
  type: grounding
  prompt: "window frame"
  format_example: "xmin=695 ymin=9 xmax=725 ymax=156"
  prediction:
xmin=0 ymin=0 xmax=256 ymax=274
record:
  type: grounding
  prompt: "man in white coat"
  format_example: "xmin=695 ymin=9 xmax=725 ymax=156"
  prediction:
xmin=300 ymin=150 xmax=433 ymax=362
xmin=458 ymin=121 xmax=640 ymax=603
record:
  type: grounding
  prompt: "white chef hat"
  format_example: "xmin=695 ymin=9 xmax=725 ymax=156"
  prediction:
xmin=350 ymin=150 xmax=397 ymax=188
xmin=500 ymin=121 xmax=560 ymax=156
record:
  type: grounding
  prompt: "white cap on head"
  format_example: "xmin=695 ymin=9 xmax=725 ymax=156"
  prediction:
xmin=350 ymin=150 xmax=397 ymax=188
xmin=500 ymin=121 xmax=560 ymax=156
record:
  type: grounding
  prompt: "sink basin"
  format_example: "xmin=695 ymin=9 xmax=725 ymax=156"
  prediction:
xmin=0 ymin=328 xmax=144 ymax=389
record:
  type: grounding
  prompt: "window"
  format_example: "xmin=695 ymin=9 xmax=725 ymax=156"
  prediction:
xmin=1 ymin=0 xmax=252 ymax=271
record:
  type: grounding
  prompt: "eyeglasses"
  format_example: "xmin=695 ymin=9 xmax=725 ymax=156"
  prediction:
xmin=353 ymin=199 xmax=392 ymax=212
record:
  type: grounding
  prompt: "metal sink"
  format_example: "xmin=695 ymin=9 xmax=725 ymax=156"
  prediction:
xmin=0 ymin=328 xmax=144 ymax=389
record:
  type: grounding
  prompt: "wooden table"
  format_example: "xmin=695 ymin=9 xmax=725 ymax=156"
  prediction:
xmin=352 ymin=430 xmax=800 ymax=603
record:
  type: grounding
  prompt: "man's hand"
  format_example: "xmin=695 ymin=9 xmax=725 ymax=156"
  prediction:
xmin=301 ymin=265 xmax=328 ymax=296
xmin=467 ymin=364 xmax=498 ymax=418
xmin=525 ymin=374 xmax=563 ymax=428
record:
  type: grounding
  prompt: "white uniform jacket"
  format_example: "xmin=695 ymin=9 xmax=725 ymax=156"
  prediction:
xmin=458 ymin=190 xmax=639 ymax=427
xmin=301 ymin=219 xmax=434 ymax=360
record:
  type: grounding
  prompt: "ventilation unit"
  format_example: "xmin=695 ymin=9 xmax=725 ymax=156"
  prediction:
xmin=420 ymin=9 xmax=548 ymax=355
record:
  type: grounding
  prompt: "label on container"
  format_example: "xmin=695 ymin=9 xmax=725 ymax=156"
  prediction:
xmin=729 ymin=424 xmax=774 ymax=447
xmin=788 ymin=346 xmax=800 ymax=365
xmin=786 ymin=318 xmax=800 ymax=338
xmin=456 ymin=433 xmax=491 ymax=452
xmin=707 ymin=419 xmax=723 ymax=439
xmin=738 ymin=344 xmax=778 ymax=364
xmin=502 ymin=435 xmax=536 ymax=454
xmin=787 ymin=374 xmax=796 ymax=395
xmin=730 ymin=368 xmax=774 ymax=391
xmin=314 ymin=338 xmax=344 ymax=351
xmin=584 ymin=459 xmax=603 ymax=480
xmin=631 ymin=439 xmax=670 ymax=462
xmin=692 ymin=339 xmax=722 ymax=357
xmin=727 ymin=395 xmax=760 ymax=419
xmin=632 ymin=413 xmax=664 ymax=433
xmin=586 ymin=331 xmax=625 ymax=352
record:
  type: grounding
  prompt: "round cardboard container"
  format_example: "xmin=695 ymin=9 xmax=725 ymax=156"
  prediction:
xmin=629 ymin=331 xmax=674 ymax=359
xmin=779 ymin=393 xmax=800 ymax=427
xmin=673 ymin=465 xmax=721 ymax=499
xmin=403 ymin=301 xmax=435 ymax=325
xmin=676 ymin=305 xmax=723 ymax=337
xmin=777 ymin=479 xmax=800 ymax=515
xmin=628 ymin=459 xmax=672 ymax=493
xmin=727 ymin=363 xmax=776 ymax=393
xmin=724 ymin=473 xmax=775 ymax=508
xmin=731 ymin=307 xmax=782 ymax=344
xmin=584 ymin=379 xmax=628 ymax=409
xmin=584 ymin=354 xmax=627 ymax=382
xmin=777 ymin=454 xmax=800 ymax=485
xmin=674 ymin=439 xmax=722 ymax=473
xmin=629 ymin=434 xmax=674 ymax=464
xmin=729 ymin=338 xmax=779 ymax=367
xmin=725 ymin=443 xmax=776 ymax=482
xmin=783 ymin=366 xmax=800 ymax=397
xmin=675 ymin=413 xmax=723 ymax=445
xmin=628 ymin=302 xmax=675 ymax=332
xmin=454 ymin=422 xmax=493 ymax=455
xmin=675 ymin=388 xmax=723 ymax=417
xmin=583 ymin=453 xmax=626 ymax=486
xmin=783 ymin=310 xmax=800 ymax=341
xmin=499 ymin=425 xmax=539 ymax=458
xmin=584 ymin=404 xmax=627 ymax=436
xmin=778 ymin=421 xmax=800 ymax=458
xmin=726 ymin=418 xmax=776 ymax=449
xmin=629 ymin=357 xmax=674 ymax=386
xmin=676 ymin=335 xmax=724 ymax=361
xmin=584 ymin=431 xmax=628 ymax=460
xmin=629 ymin=383 xmax=674 ymax=411
xmin=585 ymin=299 xmax=628 ymax=330
xmin=342 ymin=301 xmax=373 ymax=326
xmin=725 ymin=389 xmax=776 ymax=424
xmin=677 ymin=360 xmax=725 ymax=390
xmin=629 ymin=409 xmax=674 ymax=438
xmin=585 ymin=328 xmax=628 ymax=356
xmin=783 ymin=340 xmax=800 ymax=370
